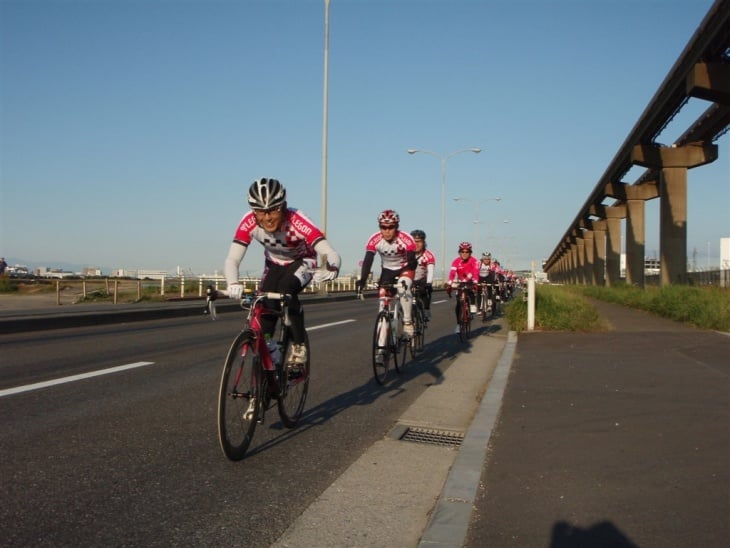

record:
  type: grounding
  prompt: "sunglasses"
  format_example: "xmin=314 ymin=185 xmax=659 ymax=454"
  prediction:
xmin=253 ymin=207 xmax=282 ymax=216
xmin=379 ymin=225 xmax=396 ymax=230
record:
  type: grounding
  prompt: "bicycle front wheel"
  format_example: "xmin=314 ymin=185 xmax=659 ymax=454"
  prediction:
xmin=411 ymin=303 xmax=425 ymax=358
xmin=459 ymin=298 xmax=470 ymax=342
xmin=218 ymin=331 xmax=262 ymax=461
xmin=372 ymin=312 xmax=392 ymax=385
xmin=278 ymin=333 xmax=310 ymax=428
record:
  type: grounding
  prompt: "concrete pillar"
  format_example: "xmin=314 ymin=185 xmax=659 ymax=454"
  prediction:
xmin=582 ymin=230 xmax=595 ymax=285
xmin=591 ymin=220 xmax=607 ymax=286
xmin=625 ymin=199 xmax=645 ymax=287
xmin=631 ymin=142 xmax=718 ymax=286
xmin=576 ymin=237 xmax=586 ymax=284
xmin=605 ymin=217 xmax=622 ymax=286
xmin=660 ymin=168 xmax=688 ymax=285
xmin=570 ymin=243 xmax=578 ymax=284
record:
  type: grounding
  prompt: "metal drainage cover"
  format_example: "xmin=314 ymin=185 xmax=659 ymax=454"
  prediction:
xmin=399 ymin=426 xmax=464 ymax=447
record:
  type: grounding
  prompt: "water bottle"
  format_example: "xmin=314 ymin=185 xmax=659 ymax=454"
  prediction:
xmin=265 ymin=336 xmax=281 ymax=366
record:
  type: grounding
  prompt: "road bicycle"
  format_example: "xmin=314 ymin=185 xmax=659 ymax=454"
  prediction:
xmin=206 ymin=287 xmax=310 ymax=461
xmin=369 ymin=280 xmax=410 ymax=385
xmin=454 ymin=281 xmax=475 ymax=342
xmin=476 ymin=282 xmax=493 ymax=322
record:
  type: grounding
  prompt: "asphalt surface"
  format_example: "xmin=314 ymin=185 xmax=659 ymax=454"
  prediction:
xmin=2 ymin=293 xmax=728 ymax=547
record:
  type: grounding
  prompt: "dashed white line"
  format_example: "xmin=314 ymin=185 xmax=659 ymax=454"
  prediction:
xmin=307 ymin=319 xmax=356 ymax=331
xmin=0 ymin=361 xmax=155 ymax=398
xmin=2 ymin=319 xmax=356 ymax=398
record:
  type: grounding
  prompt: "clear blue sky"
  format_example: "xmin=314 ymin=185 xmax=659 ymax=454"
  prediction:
xmin=1 ymin=0 xmax=728 ymax=278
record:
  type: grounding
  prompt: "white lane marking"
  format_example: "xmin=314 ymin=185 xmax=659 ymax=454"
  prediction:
xmin=1 ymin=319 xmax=354 ymax=398
xmin=0 ymin=361 xmax=155 ymax=398
xmin=307 ymin=319 xmax=356 ymax=331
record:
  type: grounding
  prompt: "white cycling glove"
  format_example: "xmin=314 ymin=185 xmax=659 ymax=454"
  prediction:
xmin=313 ymin=267 xmax=339 ymax=284
xmin=227 ymin=283 xmax=244 ymax=300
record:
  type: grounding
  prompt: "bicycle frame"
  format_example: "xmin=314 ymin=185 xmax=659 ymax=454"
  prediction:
xmin=211 ymin=289 xmax=292 ymax=382
xmin=455 ymin=281 xmax=474 ymax=341
xmin=378 ymin=284 xmax=403 ymax=339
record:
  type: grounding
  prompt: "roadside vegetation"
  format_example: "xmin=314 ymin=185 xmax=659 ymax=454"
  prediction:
xmin=503 ymin=284 xmax=605 ymax=332
xmin=504 ymin=283 xmax=730 ymax=332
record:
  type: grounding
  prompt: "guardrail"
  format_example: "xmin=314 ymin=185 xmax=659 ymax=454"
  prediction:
xmin=42 ymin=276 xmax=362 ymax=305
xmin=12 ymin=276 xmax=450 ymax=305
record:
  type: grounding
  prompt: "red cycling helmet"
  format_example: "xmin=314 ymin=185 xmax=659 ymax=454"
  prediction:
xmin=377 ymin=209 xmax=400 ymax=227
xmin=458 ymin=241 xmax=472 ymax=252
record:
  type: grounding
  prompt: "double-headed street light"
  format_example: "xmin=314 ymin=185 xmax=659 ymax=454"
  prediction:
xmin=407 ymin=147 xmax=482 ymax=282
xmin=452 ymin=196 xmax=501 ymax=253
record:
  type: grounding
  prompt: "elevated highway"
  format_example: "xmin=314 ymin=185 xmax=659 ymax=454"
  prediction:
xmin=544 ymin=0 xmax=730 ymax=286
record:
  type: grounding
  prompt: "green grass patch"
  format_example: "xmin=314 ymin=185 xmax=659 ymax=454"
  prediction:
xmin=504 ymin=284 xmax=604 ymax=332
xmin=505 ymin=283 xmax=730 ymax=332
xmin=579 ymin=284 xmax=730 ymax=331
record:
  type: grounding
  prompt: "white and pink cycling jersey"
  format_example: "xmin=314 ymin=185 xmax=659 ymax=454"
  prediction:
xmin=364 ymin=230 xmax=416 ymax=271
xmin=233 ymin=208 xmax=323 ymax=266
xmin=414 ymin=249 xmax=436 ymax=282
xmin=448 ymin=256 xmax=480 ymax=284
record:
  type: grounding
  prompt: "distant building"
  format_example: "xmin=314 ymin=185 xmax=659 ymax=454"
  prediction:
xmin=113 ymin=269 xmax=170 ymax=280
xmin=37 ymin=267 xmax=76 ymax=279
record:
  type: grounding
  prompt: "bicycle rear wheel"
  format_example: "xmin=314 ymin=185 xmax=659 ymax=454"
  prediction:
xmin=395 ymin=319 xmax=408 ymax=374
xmin=410 ymin=303 xmax=425 ymax=358
xmin=218 ymin=331 xmax=262 ymax=461
xmin=372 ymin=312 xmax=392 ymax=385
xmin=278 ymin=333 xmax=310 ymax=428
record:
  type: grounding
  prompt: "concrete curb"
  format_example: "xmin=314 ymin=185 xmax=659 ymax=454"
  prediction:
xmin=419 ymin=330 xmax=517 ymax=547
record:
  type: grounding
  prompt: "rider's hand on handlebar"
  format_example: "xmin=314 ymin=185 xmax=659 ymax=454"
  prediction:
xmin=314 ymin=264 xmax=339 ymax=284
xmin=227 ymin=283 xmax=244 ymax=300
xmin=445 ymin=285 xmax=452 ymax=298
xmin=355 ymin=280 xmax=365 ymax=300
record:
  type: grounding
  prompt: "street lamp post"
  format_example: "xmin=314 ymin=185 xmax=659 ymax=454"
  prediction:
xmin=452 ymin=196 xmax=501 ymax=252
xmin=407 ymin=147 xmax=481 ymax=282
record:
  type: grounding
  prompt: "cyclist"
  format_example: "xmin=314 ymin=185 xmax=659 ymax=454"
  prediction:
xmin=446 ymin=241 xmax=480 ymax=333
xmin=477 ymin=251 xmax=497 ymax=315
xmin=492 ymin=259 xmax=506 ymax=313
xmin=411 ymin=229 xmax=435 ymax=322
xmin=356 ymin=209 xmax=417 ymax=348
xmin=224 ymin=178 xmax=341 ymax=369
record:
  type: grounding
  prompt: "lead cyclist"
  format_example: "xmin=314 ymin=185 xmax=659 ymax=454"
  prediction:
xmin=224 ymin=178 xmax=341 ymax=370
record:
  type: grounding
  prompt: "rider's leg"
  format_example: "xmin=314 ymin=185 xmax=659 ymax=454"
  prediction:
xmin=398 ymin=277 xmax=413 ymax=323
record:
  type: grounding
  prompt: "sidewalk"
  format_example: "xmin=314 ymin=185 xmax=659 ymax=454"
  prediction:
xmin=464 ymin=301 xmax=730 ymax=548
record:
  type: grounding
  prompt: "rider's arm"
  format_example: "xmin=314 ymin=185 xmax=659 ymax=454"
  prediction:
xmin=425 ymin=263 xmax=434 ymax=285
xmin=314 ymin=238 xmax=341 ymax=272
xmin=404 ymin=249 xmax=417 ymax=272
xmin=358 ymin=250 xmax=376 ymax=288
xmin=224 ymin=241 xmax=248 ymax=287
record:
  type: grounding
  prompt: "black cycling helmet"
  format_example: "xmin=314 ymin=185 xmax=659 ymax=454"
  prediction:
xmin=247 ymin=178 xmax=286 ymax=210
xmin=410 ymin=229 xmax=426 ymax=240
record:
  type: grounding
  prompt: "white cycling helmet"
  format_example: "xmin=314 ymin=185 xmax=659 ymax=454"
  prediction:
xmin=247 ymin=178 xmax=286 ymax=210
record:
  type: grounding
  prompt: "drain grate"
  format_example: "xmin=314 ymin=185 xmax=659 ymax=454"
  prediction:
xmin=399 ymin=426 xmax=464 ymax=447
